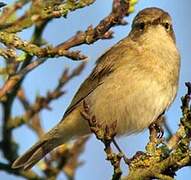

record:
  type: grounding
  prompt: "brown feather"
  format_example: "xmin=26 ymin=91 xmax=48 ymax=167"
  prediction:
xmin=64 ymin=39 xmax=127 ymax=117
xmin=12 ymin=140 xmax=47 ymax=169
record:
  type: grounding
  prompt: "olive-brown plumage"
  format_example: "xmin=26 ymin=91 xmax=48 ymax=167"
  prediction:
xmin=12 ymin=7 xmax=180 ymax=170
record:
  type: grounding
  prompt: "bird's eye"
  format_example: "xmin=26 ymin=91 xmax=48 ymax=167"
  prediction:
xmin=138 ymin=22 xmax=145 ymax=30
xmin=164 ymin=22 xmax=171 ymax=31
xmin=133 ymin=22 xmax=146 ymax=31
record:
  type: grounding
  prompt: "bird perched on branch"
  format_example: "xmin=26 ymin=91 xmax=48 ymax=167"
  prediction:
xmin=12 ymin=7 xmax=180 ymax=170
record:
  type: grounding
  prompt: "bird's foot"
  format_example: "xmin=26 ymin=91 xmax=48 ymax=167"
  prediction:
xmin=149 ymin=121 xmax=164 ymax=140
xmin=146 ymin=118 xmax=165 ymax=155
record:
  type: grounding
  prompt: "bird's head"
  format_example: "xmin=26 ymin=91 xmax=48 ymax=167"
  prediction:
xmin=130 ymin=7 xmax=175 ymax=43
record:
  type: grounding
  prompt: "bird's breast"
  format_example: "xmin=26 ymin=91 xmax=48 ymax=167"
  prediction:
xmin=88 ymin=58 xmax=179 ymax=135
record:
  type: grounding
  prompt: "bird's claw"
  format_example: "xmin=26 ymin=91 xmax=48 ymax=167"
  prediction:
xmin=149 ymin=121 xmax=164 ymax=139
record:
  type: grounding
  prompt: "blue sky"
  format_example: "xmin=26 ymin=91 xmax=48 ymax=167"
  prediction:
xmin=1 ymin=0 xmax=191 ymax=179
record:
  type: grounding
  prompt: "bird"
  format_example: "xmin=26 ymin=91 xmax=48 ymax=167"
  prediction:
xmin=12 ymin=7 xmax=180 ymax=170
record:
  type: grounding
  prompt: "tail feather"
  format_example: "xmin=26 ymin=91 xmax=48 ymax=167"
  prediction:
xmin=12 ymin=107 xmax=89 ymax=170
xmin=12 ymin=116 xmax=72 ymax=170
xmin=11 ymin=139 xmax=59 ymax=170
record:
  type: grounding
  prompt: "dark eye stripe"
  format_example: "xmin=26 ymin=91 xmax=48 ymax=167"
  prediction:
xmin=133 ymin=21 xmax=172 ymax=32
xmin=133 ymin=22 xmax=145 ymax=30
xmin=138 ymin=23 xmax=145 ymax=30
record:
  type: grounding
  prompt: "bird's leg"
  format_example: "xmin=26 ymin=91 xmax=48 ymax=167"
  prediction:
xmin=112 ymin=138 xmax=130 ymax=164
xmin=149 ymin=113 xmax=165 ymax=140
xmin=129 ymin=115 xmax=166 ymax=165
xmin=146 ymin=113 xmax=165 ymax=154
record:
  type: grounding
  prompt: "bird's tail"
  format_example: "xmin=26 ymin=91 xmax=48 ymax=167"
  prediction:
xmin=12 ymin=110 xmax=89 ymax=170
xmin=12 ymin=139 xmax=54 ymax=170
xmin=11 ymin=128 xmax=68 ymax=170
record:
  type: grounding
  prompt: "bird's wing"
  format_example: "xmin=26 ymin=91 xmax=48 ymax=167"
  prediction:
xmin=64 ymin=40 xmax=126 ymax=117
